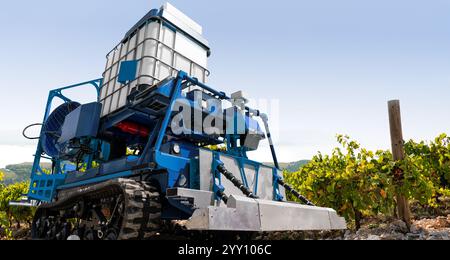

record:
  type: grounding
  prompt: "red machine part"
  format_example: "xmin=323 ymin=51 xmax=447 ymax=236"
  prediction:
xmin=116 ymin=121 xmax=150 ymax=137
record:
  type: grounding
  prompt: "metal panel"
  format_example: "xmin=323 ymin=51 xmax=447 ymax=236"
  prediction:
xmin=199 ymin=150 xmax=255 ymax=197
xmin=243 ymin=165 xmax=257 ymax=193
xmin=199 ymin=149 xmax=213 ymax=192
xmin=219 ymin=155 xmax=246 ymax=197
xmin=258 ymin=200 xmax=347 ymax=231
xmin=199 ymin=150 xmax=278 ymax=201
xmin=186 ymin=196 xmax=260 ymax=231
xmin=160 ymin=3 xmax=209 ymax=47
xmin=185 ymin=195 xmax=347 ymax=232
xmin=277 ymin=170 xmax=287 ymax=200
xmin=257 ymin=166 xmax=274 ymax=200
xmin=167 ymin=188 xmax=215 ymax=208
xmin=163 ymin=3 xmax=203 ymax=35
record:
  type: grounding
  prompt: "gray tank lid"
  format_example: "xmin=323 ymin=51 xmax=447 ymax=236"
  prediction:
xmin=122 ymin=4 xmax=210 ymax=54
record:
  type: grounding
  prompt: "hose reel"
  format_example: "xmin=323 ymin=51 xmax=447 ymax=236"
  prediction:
xmin=41 ymin=102 xmax=80 ymax=158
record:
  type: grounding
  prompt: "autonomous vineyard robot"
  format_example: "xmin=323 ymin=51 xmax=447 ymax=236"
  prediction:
xmin=21 ymin=3 xmax=346 ymax=240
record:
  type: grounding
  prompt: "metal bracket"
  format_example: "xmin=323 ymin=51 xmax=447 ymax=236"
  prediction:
xmin=272 ymin=171 xmax=284 ymax=202
xmin=211 ymin=155 xmax=226 ymax=202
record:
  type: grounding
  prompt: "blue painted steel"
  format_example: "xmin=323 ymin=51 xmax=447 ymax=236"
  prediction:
xmin=212 ymin=154 xmax=225 ymax=201
xmin=154 ymin=71 xmax=186 ymax=152
xmin=100 ymin=141 xmax=111 ymax=162
xmin=28 ymin=79 xmax=102 ymax=202
xmin=237 ymin=156 xmax=261 ymax=197
xmin=99 ymin=156 xmax=137 ymax=176
xmin=62 ymin=164 xmax=77 ymax=172
xmin=154 ymin=71 xmax=189 ymax=188
xmin=189 ymin=158 xmax=200 ymax=189
xmin=118 ymin=60 xmax=138 ymax=84
xmin=253 ymin=164 xmax=260 ymax=196
xmin=29 ymin=174 xmax=66 ymax=202
xmin=137 ymin=119 xmax=162 ymax=165
xmin=85 ymin=139 xmax=99 ymax=171
xmin=99 ymin=80 xmax=172 ymax=132
xmin=28 ymin=69 xmax=283 ymax=207
xmin=186 ymin=77 xmax=228 ymax=100
xmin=272 ymin=169 xmax=284 ymax=201
xmin=236 ymin=159 xmax=249 ymax=188
xmin=59 ymin=102 xmax=102 ymax=143
xmin=58 ymin=170 xmax=134 ymax=190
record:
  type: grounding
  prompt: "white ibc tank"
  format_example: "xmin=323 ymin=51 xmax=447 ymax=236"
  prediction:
xmin=100 ymin=3 xmax=210 ymax=117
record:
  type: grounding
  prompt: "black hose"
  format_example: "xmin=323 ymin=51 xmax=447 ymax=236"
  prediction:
xmin=277 ymin=179 xmax=315 ymax=206
xmin=217 ymin=164 xmax=258 ymax=199
xmin=22 ymin=123 xmax=43 ymax=140
xmin=216 ymin=190 xmax=229 ymax=204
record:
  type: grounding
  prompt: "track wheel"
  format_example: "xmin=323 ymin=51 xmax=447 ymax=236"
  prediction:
xmin=31 ymin=208 xmax=54 ymax=240
xmin=83 ymin=229 xmax=97 ymax=240
xmin=104 ymin=229 xmax=118 ymax=240
xmin=117 ymin=180 xmax=162 ymax=240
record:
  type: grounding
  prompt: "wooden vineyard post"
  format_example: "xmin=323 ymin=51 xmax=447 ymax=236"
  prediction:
xmin=388 ymin=100 xmax=412 ymax=229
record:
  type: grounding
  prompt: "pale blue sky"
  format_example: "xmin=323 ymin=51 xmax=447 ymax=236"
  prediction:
xmin=0 ymin=0 xmax=449 ymax=167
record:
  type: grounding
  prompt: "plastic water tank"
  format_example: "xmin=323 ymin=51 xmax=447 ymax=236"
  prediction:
xmin=99 ymin=3 xmax=210 ymax=117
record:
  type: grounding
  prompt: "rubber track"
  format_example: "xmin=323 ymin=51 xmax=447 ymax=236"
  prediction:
xmin=118 ymin=179 xmax=162 ymax=240
xmin=35 ymin=178 xmax=162 ymax=240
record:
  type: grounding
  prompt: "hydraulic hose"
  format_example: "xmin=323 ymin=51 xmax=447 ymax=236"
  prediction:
xmin=216 ymin=189 xmax=229 ymax=204
xmin=260 ymin=113 xmax=280 ymax=170
xmin=22 ymin=123 xmax=43 ymax=140
xmin=277 ymin=179 xmax=315 ymax=206
xmin=216 ymin=164 xmax=258 ymax=199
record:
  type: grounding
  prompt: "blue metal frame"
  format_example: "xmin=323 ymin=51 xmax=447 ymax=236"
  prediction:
xmin=28 ymin=79 xmax=102 ymax=201
xmin=28 ymin=70 xmax=284 ymax=205
xmin=273 ymin=169 xmax=284 ymax=201
xmin=154 ymin=72 xmax=190 ymax=188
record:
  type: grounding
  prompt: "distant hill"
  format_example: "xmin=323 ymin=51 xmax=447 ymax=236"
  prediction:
xmin=265 ymin=160 xmax=309 ymax=172
xmin=0 ymin=160 xmax=309 ymax=185
xmin=0 ymin=162 xmax=51 ymax=185
xmin=283 ymin=160 xmax=309 ymax=172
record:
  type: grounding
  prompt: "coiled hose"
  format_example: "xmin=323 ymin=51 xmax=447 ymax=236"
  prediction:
xmin=22 ymin=123 xmax=43 ymax=140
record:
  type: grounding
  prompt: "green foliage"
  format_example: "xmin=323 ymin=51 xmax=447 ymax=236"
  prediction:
xmin=401 ymin=134 xmax=450 ymax=205
xmin=285 ymin=134 xmax=450 ymax=229
xmin=0 ymin=172 xmax=5 ymax=232
xmin=206 ymin=144 xmax=227 ymax=152
xmin=0 ymin=181 xmax=33 ymax=238
xmin=0 ymin=164 xmax=45 ymax=238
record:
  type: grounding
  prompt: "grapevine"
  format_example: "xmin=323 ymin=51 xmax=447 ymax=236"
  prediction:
xmin=285 ymin=134 xmax=450 ymax=229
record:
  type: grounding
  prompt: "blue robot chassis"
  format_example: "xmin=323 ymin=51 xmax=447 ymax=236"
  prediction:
xmin=24 ymin=4 xmax=346 ymax=240
xmin=27 ymin=71 xmax=345 ymax=240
